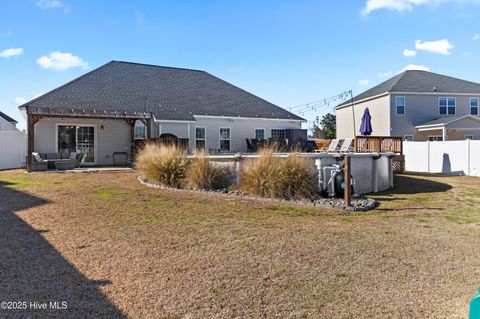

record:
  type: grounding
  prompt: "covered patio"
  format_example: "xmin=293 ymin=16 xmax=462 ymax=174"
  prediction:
xmin=415 ymin=115 xmax=480 ymax=141
xmin=22 ymin=106 xmax=153 ymax=172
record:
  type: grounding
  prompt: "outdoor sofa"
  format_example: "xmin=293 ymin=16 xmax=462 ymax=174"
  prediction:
xmin=31 ymin=152 xmax=80 ymax=171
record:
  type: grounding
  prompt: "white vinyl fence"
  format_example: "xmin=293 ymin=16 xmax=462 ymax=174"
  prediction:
xmin=404 ymin=140 xmax=480 ymax=176
xmin=0 ymin=130 xmax=26 ymax=170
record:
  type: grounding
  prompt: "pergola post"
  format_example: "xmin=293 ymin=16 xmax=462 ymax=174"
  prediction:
xmin=125 ymin=119 xmax=137 ymax=162
xmin=26 ymin=114 xmax=41 ymax=173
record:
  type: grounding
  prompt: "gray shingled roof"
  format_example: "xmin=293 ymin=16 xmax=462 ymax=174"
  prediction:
xmin=20 ymin=61 xmax=304 ymax=121
xmin=416 ymin=115 xmax=480 ymax=127
xmin=338 ymin=70 xmax=480 ymax=107
xmin=0 ymin=111 xmax=17 ymax=124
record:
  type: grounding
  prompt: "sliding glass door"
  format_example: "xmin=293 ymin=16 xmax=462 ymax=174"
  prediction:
xmin=57 ymin=125 xmax=95 ymax=164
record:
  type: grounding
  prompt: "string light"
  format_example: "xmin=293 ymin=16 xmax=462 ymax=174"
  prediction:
xmin=287 ymin=90 xmax=352 ymax=115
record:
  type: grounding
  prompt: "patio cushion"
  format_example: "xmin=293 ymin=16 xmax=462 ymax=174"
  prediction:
xmin=32 ymin=152 xmax=44 ymax=163
xmin=44 ymin=153 xmax=62 ymax=160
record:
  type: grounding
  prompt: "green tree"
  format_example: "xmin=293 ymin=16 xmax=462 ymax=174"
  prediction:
xmin=311 ymin=113 xmax=336 ymax=139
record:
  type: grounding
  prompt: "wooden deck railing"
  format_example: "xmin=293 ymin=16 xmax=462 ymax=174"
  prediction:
xmin=354 ymin=136 xmax=403 ymax=155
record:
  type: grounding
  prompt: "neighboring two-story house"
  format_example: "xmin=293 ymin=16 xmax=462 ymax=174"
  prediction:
xmin=336 ymin=70 xmax=480 ymax=141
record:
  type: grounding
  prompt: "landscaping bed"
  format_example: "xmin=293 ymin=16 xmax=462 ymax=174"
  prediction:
xmin=138 ymin=176 xmax=377 ymax=211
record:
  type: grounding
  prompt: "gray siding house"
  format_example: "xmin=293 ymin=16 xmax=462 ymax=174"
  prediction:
xmin=336 ymin=70 xmax=480 ymax=141
xmin=18 ymin=61 xmax=304 ymax=171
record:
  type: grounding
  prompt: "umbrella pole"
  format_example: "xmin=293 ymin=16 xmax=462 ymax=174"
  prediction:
xmin=349 ymin=90 xmax=356 ymax=138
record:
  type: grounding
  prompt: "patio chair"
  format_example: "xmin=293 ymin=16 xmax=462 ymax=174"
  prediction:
xmin=326 ymin=139 xmax=341 ymax=152
xmin=339 ymin=138 xmax=354 ymax=153
xmin=246 ymin=139 xmax=256 ymax=152
xmin=31 ymin=152 xmax=48 ymax=171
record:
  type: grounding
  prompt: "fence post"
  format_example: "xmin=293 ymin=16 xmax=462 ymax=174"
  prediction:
xmin=467 ymin=138 xmax=471 ymax=176
xmin=344 ymin=155 xmax=352 ymax=207
xmin=427 ymin=140 xmax=431 ymax=173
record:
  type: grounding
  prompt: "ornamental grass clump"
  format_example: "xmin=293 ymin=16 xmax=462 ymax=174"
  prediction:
xmin=279 ymin=153 xmax=317 ymax=200
xmin=185 ymin=151 xmax=231 ymax=191
xmin=135 ymin=143 xmax=189 ymax=188
xmin=240 ymin=147 xmax=283 ymax=198
xmin=240 ymin=148 xmax=317 ymax=200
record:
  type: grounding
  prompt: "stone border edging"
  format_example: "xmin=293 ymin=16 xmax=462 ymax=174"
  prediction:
xmin=137 ymin=176 xmax=377 ymax=212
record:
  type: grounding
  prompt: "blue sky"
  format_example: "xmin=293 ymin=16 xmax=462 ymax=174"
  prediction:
xmin=1 ymin=0 xmax=480 ymax=130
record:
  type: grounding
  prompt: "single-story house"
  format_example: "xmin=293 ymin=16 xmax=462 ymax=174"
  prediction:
xmin=336 ymin=70 xmax=480 ymax=141
xmin=0 ymin=111 xmax=19 ymax=131
xmin=0 ymin=111 xmax=25 ymax=170
xmin=18 ymin=61 xmax=305 ymax=171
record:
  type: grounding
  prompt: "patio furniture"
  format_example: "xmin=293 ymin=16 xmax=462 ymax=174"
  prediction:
xmin=31 ymin=152 xmax=48 ymax=171
xmin=36 ymin=152 xmax=81 ymax=169
xmin=339 ymin=138 xmax=354 ymax=152
xmin=326 ymin=139 xmax=341 ymax=152
xmin=55 ymin=160 xmax=76 ymax=170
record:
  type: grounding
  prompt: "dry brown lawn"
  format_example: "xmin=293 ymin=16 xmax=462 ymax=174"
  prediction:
xmin=1 ymin=169 xmax=480 ymax=318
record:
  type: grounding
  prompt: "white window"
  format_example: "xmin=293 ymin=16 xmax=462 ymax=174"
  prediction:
xmin=439 ymin=97 xmax=456 ymax=115
xmin=428 ymin=135 xmax=443 ymax=141
xmin=404 ymin=135 xmax=414 ymax=141
xmin=396 ymin=96 xmax=405 ymax=115
xmin=134 ymin=122 xmax=146 ymax=139
xmin=219 ymin=128 xmax=231 ymax=151
xmin=255 ymin=128 xmax=265 ymax=140
xmin=465 ymin=134 xmax=474 ymax=140
xmin=195 ymin=127 xmax=206 ymax=149
xmin=470 ymin=98 xmax=479 ymax=115
xmin=271 ymin=129 xmax=286 ymax=139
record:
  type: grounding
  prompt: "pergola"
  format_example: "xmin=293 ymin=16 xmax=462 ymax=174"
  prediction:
xmin=24 ymin=106 xmax=152 ymax=172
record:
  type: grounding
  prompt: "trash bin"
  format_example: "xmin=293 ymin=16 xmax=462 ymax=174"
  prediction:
xmin=470 ymin=288 xmax=480 ymax=319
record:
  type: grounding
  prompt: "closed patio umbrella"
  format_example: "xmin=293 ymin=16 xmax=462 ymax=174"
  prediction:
xmin=359 ymin=107 xmax=373 ymax=136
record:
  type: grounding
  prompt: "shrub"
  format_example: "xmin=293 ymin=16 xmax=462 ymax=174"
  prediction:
xmin=240 ymin=148 xmax=317 ymax=199
xmin=240 ymin=147 xmax=283 ymax=198
xmin=185 ymin=151 xmax=231 ymax=190
xmin=279 ymin=153 xmax=317 ymax=199
xmin=135 ymin=143 xmax=189 ymax=187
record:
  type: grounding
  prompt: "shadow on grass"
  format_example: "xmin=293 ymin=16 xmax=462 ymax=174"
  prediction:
xmin=374 ymin=175 xmax=452 ymax=200
xmin=0 ymin=180 xmax=126 ymax=318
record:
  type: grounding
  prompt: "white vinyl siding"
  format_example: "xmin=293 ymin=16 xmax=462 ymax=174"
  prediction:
xmin=192 ymin=116 xmax=301 ymax=152
xmin=34 ymin=117 xmax=130 ymax=165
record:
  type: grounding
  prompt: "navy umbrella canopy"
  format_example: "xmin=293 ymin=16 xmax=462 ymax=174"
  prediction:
xmin=359 ymin=107 xmax=373 ymax=136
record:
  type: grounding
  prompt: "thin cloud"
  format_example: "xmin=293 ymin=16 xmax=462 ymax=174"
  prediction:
xmin=403 ymin=49 xmax=417 ymax=57
xmin=36 ymin=0 xmax=70 ymax=13
xmin=14 ymin=97 xmax=28 ymax=105
xmin=358 ymin=79 xmax=370 ymax=86
xmin=415 ymin=39 xmax=454 ymax=55
xmin=0 ymin=30 xmax=12 ymax=37
xmin=0 ymin=48 xmax=23 ymax=58
xmin=36 ymin=52 xmax=89 ymax=71
xmin=378 ymin=71 xmax=393 ymax=77
xmin=399 ymin=64 xmax=430 ymax=73
xmin=473 ymin=34 xmax=480 ymax=40
xmin=362 ymin=0 xmax=480 ymax=15
xmin=229 ymin=66 xmax=245 ymax=71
